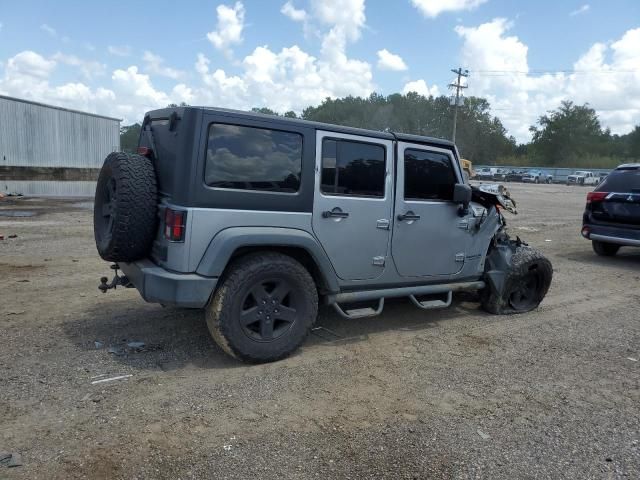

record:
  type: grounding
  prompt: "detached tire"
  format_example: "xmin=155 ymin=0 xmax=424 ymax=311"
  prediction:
xmin=206 ymin=252 xmax=318 ymax=363
xmin=481 ymin=246 xmax=553 ymax=315
xmin=93 ymin=152 xmax=157 ymax=262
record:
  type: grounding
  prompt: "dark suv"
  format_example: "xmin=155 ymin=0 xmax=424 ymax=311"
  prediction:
xmin=93 ymin=106 xmax=552 ymax=363
xmin=581 ymin=164 xmax=640 ymax=256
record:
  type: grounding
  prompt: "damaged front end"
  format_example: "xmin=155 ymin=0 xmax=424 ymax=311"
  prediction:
xmin=471 ymin=185 xmax=553 ymax=314
xmin=472 ymin=183 xmax=517 ymax=215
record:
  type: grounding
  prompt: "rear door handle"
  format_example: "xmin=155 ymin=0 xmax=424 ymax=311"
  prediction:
xmin=397 ymin=212 xmax=420 ymax=221
xmin=322 ymin=209 xmax=349 ymax=219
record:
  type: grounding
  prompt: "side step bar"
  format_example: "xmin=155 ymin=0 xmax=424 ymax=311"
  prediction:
xmin=327 ymin=281 xmax=485 ymax=319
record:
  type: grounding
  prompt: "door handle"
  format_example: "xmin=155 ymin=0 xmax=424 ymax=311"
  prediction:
xmin=322 ymin=209 xmax=349 ymax=219
xmin=397 ymin=212 xmax=420 ymax=221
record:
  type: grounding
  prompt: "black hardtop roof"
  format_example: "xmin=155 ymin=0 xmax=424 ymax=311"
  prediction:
xmin=146 ymin=106 xmax=456 ymax=149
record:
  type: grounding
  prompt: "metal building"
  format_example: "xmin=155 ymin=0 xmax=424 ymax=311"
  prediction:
xmin=0 ymin=95 xmax=120 ymax=196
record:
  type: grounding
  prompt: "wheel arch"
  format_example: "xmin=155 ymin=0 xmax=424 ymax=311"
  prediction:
xmin=196 ymin=227 xmax=340 ymax=294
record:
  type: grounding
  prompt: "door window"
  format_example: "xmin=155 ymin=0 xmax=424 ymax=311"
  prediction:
xmin=404 ymin=149 xmax=456 ymax=201
xmin=321 ymin=139 xmax=386 ymax=197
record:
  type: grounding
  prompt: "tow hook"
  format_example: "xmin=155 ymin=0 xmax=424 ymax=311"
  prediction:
xmin=98 ymin=263 xmax=131 ymax=292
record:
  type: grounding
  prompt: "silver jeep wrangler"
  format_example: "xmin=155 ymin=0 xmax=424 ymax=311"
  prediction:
xmin=94 ymin=106 xmax=552 ymax=363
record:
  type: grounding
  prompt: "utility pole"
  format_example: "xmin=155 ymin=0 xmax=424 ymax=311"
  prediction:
xmin=448 ymin=68 xmax=469 ymax=143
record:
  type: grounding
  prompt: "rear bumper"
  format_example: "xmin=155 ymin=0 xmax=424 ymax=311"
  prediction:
xmin=121 ymin=259 xmax=217 ymax=308
xmin=582 ymin=223 xmax=640 ymax=247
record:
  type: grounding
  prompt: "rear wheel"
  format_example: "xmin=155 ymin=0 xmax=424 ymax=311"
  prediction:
xmin=206 ymin=253 xmax=318 ymax=363
xmin=481 ymin=246 xmax=553 ymax=315
xmin=592 ymin=240 xmax=620 ymax=256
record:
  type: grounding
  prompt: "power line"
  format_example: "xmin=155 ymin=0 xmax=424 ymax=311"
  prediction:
xmin=448 ymin=67 xmax=468 ymax=143
xmin=470 ymin=69 xmax=639 ymax=77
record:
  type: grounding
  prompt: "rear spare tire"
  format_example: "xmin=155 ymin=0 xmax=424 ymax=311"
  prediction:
xmin=94 ymin=152 xmax=157 ymax=262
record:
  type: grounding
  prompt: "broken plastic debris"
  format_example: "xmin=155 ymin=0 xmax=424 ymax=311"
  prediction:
xmin=477 ymin=429 xmax=491 ymax=440
xmin=545 ymin=239 xmax=552 ymax=242
xmin=91 ymin=374 xmax=133 ymax=385
xmin=0 ymin=452 xmax=22 ymax=468
xmin=627 ymin=357 xmax=638 ymax=362
xmin=94 ymin=341 xmax=104 ymax=349
xmin=127 ymin=341 xmax=146 ymax=350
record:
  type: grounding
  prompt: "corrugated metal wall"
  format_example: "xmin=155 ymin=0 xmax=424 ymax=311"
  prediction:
xmin=0 ymin=95 xmax=120 ymax=195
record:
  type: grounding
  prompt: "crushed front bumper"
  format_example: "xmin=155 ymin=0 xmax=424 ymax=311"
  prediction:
xmin=120 ymin=259 xmax=218 ymax=308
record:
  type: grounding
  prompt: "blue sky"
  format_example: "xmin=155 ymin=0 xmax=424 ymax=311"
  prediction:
xmin=1 ymin=0 xmax=639 ymax=142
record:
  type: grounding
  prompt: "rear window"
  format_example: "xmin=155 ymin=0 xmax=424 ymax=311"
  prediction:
xmin=597 ymin=169 xmax=640 ymax=193
xmin=205 ymin=123 xmax=303 ymax=192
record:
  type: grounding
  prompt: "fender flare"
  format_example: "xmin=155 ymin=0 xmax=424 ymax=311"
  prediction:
xmin=195 ymin=226 xmax=340 ymax=293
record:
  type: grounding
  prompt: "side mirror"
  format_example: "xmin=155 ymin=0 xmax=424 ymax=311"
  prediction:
xmin=453 ymin=183 xmax=472 ymax=205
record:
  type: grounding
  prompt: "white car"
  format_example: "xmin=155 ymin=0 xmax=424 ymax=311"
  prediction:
xmin=567 ymin=171 xmax=600 ymax=186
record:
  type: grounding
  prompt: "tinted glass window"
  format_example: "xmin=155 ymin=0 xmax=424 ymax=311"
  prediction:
xmin=321 ymin=139 xmax=386 ymax=197
xmin=205 ymin=124 xmax=302 ymax=192
xmin=597 ymin=169 xmax=640 ymax=192
xmin=404 ymin=149 xmax=456 ymax=200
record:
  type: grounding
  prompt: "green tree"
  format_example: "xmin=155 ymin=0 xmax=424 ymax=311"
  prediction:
xmin=120 ymin=123 xmax=141 ymax=153
xmin=529 ymin=101 xmax=605 ymax=165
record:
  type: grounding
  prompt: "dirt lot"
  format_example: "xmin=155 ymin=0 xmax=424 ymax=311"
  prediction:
xmin=1 ymin=183 xmax=639 ymax=479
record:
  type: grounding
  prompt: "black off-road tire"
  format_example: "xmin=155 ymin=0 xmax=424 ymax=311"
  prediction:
xmin=94 ymin=152 xmax=157 ymax=262
xmin=481 ymin=246 xmax=553 ymax=315
xmin=206 ymin=252 xmax=318 ymax=363
xmin=592 ymin=240 xmax=620 ymax=256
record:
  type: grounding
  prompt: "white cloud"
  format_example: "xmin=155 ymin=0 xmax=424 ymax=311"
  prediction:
xmin=108 ymin=45 xmax=132 ymax=57
xmin=377 ymin=49 xmax=408 ymax=71
xmin=402 ymin=79 xmax=440 ymax=97
xmin=0 ymin=50 xmax=116 ymax=116
xmin=0 ymin=22 xmax=4 ymax=33
xmin=281 ymin=1 xmax=307 ymax=22
xmin=40 ymin=23 xmax=57 ymax=37
xmin=142 ymin=51 xmax=185 ymax=80
xmin=207 ymin=1 xmax=246 ymax=56
xmin=0 ymin=0 xmax=376 ymax=124
xmin=411 ymin=0 xmax=488 ymax=18
xmin=570 ymin=4 xmax=590 ymax=16
xmin=52 ymin=52 xmax=106 ymax=79
xmin=455 ymin=19 xmax=640 ymax=141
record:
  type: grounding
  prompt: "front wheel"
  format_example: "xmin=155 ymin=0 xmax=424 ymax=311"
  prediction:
xmin=592 ymin=240 xmax=620 ymax=256
xmin=206 ymin=252 xmax=318 ymax=363
xmin=481 ymin=246 xmax=553 ymax=315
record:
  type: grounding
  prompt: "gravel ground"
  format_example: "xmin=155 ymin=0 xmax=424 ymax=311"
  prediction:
xmin=0 ymin=184 xmax=639 ymax=479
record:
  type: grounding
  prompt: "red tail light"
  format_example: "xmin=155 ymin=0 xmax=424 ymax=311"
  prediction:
xmin=586 ymin=191 xmax=608 ymax=204
xmin=164 ymin=208 xmax=187 ymax=242
xmin=137 ymin=146 xmax=153 ymax=157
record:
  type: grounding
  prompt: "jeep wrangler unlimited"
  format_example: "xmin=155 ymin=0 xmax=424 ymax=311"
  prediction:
xmin=94 ymin=106 xmax=552 ymax=363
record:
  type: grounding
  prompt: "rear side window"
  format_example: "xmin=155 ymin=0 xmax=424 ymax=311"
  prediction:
xmin=321 ymin=138 xmax=386 ymax=197
xmin=205 ymin=123 xmax=303 ymax=192
xmin=597 ymin=169 xmax=640 ymax=192
xmin=404 ymin=149 xmax=456 ymax=200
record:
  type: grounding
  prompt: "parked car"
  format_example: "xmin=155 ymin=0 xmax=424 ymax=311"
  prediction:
xmin=476 ymin=167 xmax=496 ymax=180
xmin=93 ymin=106 xmax=552 ymax=363
xmin=505 ymin=170 xmax=525 ymax=182
xmin=581 ymin=164 xmax=640 ymax=256
xmin=567 ymin=170 xmax=600 ymax=186
xmin=493 ymin=168 xmax=509 ymax=181
xmin=522 ymin=170 xmax=553 ymax=184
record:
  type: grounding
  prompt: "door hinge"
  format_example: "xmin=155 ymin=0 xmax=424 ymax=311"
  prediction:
xmin=455 ymin=253 xmax=465 ymax=263
xmin=376 ymin=219 xmax=390 ymax=230
xmin=372 ymin=256 xmax=386 ymax=266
